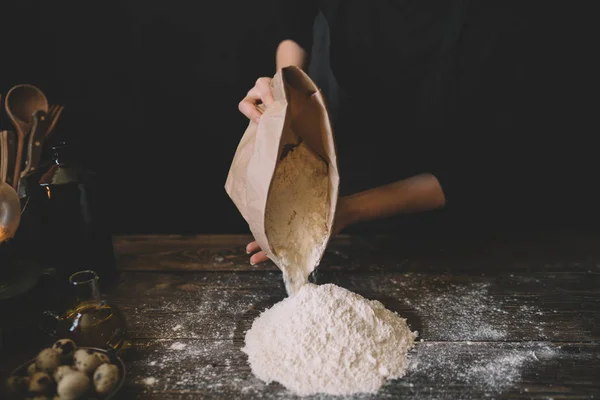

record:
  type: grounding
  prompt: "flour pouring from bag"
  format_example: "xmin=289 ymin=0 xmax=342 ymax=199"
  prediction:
xmin=265 ymin=142 xmax=329 ymax=294
xmin=225 ymin=66 xmax=339 ymax=295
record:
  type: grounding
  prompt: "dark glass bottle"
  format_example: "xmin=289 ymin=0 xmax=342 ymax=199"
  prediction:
xmin=38 ymin=141 xmax=117 ymax=288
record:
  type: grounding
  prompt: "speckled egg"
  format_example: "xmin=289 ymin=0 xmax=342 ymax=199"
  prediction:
xmin=6 ymin=375 xmax=29 ymax=393
xmin=93 ymin=363 xmax=119 ymax=394
xmin=57 ymin=370 xmax=90 ymax=400
xmin=28 ymin=372 xmax=54 ymax=395
xmin=35 ymin=348 xmax=61 ymax=373
xmin=73 ymin=349 xmax=109 ymax=375
xmin=54 ymin=365 xmax=76 ymax=383
xmin=52 ymin=338 xmax=77 ymax=359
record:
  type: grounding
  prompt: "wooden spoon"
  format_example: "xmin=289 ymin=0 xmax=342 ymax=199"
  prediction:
xmin=4 ymin=84 xmax=49 ymax=190
xmin=45 ymin=104 xmax=64 ymax=140
xmin=21 ymin=110 xmax=49 ymax=178
xmin=0 ymin=130 xmax=7 ymax=182
xmin=17 ymin=110 xmax=51 ymax=198
xmin=1 ymin=130 xmax=18 ymax=189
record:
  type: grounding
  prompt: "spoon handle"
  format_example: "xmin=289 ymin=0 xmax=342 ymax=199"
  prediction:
xmin=21 ymin=110 xmax=48 ymax=178
xmin=45 ymin=105 xmax=64 ymax=139
xmin=0 ymin=131 xmax=7 ymax=182
xmin=1 ymin=131 xmax=18 ymax=188
xmin=12 ymin=131 xmax=25 ymax=191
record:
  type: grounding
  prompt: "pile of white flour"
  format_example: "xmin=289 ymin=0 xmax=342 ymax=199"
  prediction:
xmin=265 ymin=142 xmax=329 ymax=295
xmin=243 ymin=283 xmax=416 ymax=396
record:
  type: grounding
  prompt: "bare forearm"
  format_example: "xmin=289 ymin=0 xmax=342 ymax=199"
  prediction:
xmin=340 ymin=173 xmax=446 ymax=227
xmin=276 ymin=40 xmax=309 ymax=70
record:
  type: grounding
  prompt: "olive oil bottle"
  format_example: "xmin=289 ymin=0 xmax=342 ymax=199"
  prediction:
xmin=43 ymin=270 xmax=128 ymax=351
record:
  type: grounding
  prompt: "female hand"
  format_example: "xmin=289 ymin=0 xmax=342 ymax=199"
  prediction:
xmin=245 ymin=196 xmax=355 ymax=265
xmin=238 ymin=77 xmax=275 ymax=123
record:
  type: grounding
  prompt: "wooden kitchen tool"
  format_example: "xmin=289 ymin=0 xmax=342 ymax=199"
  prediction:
xmin=0 ymin=131 xmax=6 ymax=182
xmin=20 ymin=109 xmax=49 ymax=178
xmin=4 ymin=84 xmax=49 ymax=191
xmin=45 ymin=104 xmax=65 ymax=140
xmin=1 ymin=130 xmax=18 ymax=188
xmin=16 ymin=110 xmax=52 ymax=198
xmin=16 ymin=105 xmax=65 ymax=195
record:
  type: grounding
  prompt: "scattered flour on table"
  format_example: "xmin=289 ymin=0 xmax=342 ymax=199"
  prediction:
xmin=388 ymin=275 xmax=551 ymax=340
xmin=265 ymin=142 xmax=330 ymax=296
xmin=408 ymin=341 xmax=559 ymax=393
xmin=242 ymin=283 xmax=416 ymax=396
xmin=412 ymin=282 xmax=506 ymax=340
xmin=170 ymin=342 xmax=186 ymax=350
xmin=387 ymin=273 xmax=560 ymax=393
xmin=131 ymin=279 xmax=270 ymax=393
xmin=130 ymin=273 xmax=561 ymax=396
xmin=140 ymin=339 xmax=246 ymax=393
xmin=142 ymin=377 xmax=157 ymax=386
xmin=138 ymin=339 xmax=560 ymax=397
xmin=130 ymin=274 xmax=268 ymax=342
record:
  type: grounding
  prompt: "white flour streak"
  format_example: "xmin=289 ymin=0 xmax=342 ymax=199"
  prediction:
xmin=408 ymin=342 xmax=558 ymax=393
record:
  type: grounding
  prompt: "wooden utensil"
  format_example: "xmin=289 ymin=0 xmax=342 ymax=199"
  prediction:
xmin=16 ymin=106 xmax=65 ymax=195
xmin=4 ymin=84 xmax=49 ymax=190
xmin=0 ymin=131 xmax=7 ymax=182
xmin=1 ymin=130 xmax=18 ymax=188
xmin=17 ymin=110 xmax=51 ymax=197
xmin=45 ymin=104 xmax=64 ymax=139
xmin=20 ymin=109 xmax=48 ymax=178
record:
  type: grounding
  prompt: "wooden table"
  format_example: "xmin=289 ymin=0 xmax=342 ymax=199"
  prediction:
xmin=2 ymin=233 xmax=600 ymax=399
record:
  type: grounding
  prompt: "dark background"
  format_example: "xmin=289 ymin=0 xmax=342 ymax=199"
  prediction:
xmin=1 ymin=1 xmax=598 ymax=235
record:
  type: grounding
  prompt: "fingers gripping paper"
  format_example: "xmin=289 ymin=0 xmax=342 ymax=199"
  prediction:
xmin=225 ymin=66 xmax=339 ymax=295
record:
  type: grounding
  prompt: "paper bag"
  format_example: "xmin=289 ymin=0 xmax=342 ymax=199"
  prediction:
xmin=225 ymin=66 xmax=339 ymax=270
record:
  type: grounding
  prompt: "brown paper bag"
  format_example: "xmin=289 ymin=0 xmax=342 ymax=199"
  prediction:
xmin=225 ymin=66 xmax=339 ymax=273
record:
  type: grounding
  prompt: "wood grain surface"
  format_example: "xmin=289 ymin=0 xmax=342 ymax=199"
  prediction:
xmin=1 ymin=233 xmax=599 ymax=399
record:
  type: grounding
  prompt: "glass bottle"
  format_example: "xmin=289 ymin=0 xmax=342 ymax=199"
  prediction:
xmin=38 ymin=141 xmax=118 ymax=287
xmin=42 ymin=270 xmax=128 ymax=351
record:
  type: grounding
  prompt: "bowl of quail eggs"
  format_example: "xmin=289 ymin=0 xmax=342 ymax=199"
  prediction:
xmin=5 ymin=338 xmax=125 ymax=399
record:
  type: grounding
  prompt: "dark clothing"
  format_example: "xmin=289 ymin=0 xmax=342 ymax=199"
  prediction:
xmin=278 ymin=1 xmax=600 ymax=234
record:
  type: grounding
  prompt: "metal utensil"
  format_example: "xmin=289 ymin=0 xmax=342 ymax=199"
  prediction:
xmin=0 ymin=179 xmax=20 ymax=243
xmin=4 ymin=84 xmax=49 ymax=190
